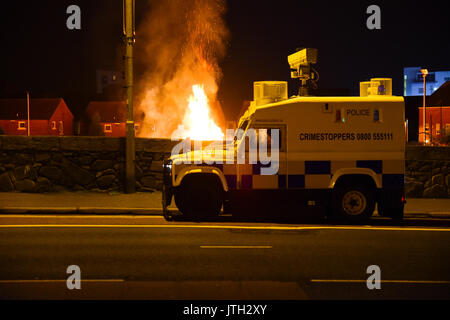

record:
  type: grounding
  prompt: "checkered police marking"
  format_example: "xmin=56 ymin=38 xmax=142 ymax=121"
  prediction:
xmin=242 ymin=160 xmax=403 ymax=190
xmin=174 ymin=160 xmax=404 ymax=191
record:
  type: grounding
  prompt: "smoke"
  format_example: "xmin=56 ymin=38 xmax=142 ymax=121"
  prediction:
xmin=135 ymin=0 xmax=229 ymax=138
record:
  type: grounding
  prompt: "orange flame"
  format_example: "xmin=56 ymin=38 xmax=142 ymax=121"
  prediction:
xmin=134 ymin=0 xmax=229 ymax=141
xmin=183 ymin=85 xmax=224 ymax=140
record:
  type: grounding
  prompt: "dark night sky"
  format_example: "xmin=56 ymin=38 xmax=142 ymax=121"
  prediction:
xmin=0 ymin=0 xmax=449 ymax=120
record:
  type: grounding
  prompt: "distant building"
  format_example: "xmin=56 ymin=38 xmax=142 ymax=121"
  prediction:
xmin=404 ymin=67 xmax=450 ymax=96
xmin=85 ymin=101 xmax=140 ymax=137
xmin=418 ymin=81 xmax=450 ymax=144
xmin=0 ymin=98 xmax=73 ymax=136
xmin=96 ymin=70 xmax=122 ymax=95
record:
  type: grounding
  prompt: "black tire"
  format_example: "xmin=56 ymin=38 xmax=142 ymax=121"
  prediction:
xmin=175 ymin=175 xmax=223 ymax=218
xmin=334 ymin=184 xmax=375 ymax=222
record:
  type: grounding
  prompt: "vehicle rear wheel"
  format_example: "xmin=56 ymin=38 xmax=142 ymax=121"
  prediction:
xmin=175 ymin=175 xmax=223 ymax=219
xmin=334 ymin=184 xmax=375 ymax=221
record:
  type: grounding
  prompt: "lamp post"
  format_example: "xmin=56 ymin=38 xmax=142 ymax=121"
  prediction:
xmin=420 ymin=69 xmax=428 ymax=144
xmin=123 ymin=0 xmax=136 ymax=193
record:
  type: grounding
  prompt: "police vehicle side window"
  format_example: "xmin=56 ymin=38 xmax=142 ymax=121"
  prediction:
xmin=255 ymin=127 xmax=284 ymax=153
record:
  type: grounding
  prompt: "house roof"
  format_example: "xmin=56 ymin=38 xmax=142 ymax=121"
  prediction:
xmin=86 ymin=101 xmax=127 ymax=123
xmin=428 ymin=81 xmax=450 ymax=107
xmin=0 ymin=98 xmax=69 ymax=120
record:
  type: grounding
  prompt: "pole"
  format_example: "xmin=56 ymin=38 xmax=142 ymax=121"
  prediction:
xmin=123 ymin=0 xmax=135 ymax=193
xmin=423 ymin=74 xmax=426 ymax=144
xmin=26 ymin=91 xmax=30 ymax=136
xmin=440 ymin=105 xmax=443 ymax=142
xmin=406 ymin=120 xmax=408 ymax=143
xmin=430 ymin=114 xmax=432 ymax=144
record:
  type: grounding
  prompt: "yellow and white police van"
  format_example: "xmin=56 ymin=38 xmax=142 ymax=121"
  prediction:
xmin=163 ymin=72 xmax=405 ymax=222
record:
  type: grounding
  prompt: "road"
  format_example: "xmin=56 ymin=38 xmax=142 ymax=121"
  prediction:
xmin=0 ymin=214 xmax=449 ymax=300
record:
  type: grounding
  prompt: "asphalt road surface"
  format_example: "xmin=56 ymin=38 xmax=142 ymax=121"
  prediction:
xmin=0 ymin=214 xmax=449 ymax=300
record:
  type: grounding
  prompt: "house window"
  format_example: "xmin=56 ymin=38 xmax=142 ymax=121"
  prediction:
xmin=135 ymin=124 xmax=140 ymax=131
xmin=417 ymin=73 xmax=436 ymax=82
xmin=51 ymin=121 xmax=57 ymax=130
xmin=104 ymin=124 xmax=112 ymax=133
xmin=418 ymin=88 xmax=423 ymax=94
xmin=18 ymin=121 xmax=26 ymax=130
xmin=59 ymin=121 xmax=64 ymax=135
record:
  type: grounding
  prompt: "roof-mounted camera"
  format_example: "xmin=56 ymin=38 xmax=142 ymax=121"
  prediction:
xmin=288 ymin=48 xmax=319 ymax=96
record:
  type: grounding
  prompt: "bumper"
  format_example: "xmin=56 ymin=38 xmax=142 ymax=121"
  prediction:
xmin=162 ymin=160 xmax=173 ymax=207
xmin=379 ymin=187 xmax=405 ymax=207
xmin=378 ymin=187 xmax=405 ymax=218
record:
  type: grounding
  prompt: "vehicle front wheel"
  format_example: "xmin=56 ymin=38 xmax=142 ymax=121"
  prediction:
xmin=175 ymin=175 xmax=223 ymax=219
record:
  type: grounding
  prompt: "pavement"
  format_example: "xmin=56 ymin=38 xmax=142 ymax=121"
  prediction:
xmin=0 ymin=191 xmax=449 ymax=218
xmin=0 ymin=191 xmax=176 ymax=215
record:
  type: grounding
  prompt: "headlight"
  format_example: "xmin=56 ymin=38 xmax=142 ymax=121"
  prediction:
xmin=163 ymin=160 xmax=173 ymax=174
xmin=163 ymin=160 xmax=173 ymax=186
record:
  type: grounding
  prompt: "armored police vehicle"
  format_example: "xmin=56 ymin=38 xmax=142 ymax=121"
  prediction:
xmin=162 ymin=49 xmax=405 ymax=221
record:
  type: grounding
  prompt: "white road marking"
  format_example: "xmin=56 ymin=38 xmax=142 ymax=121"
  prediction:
xmin=310 ymin=279 xmax=450 ymax=284
xmin=0 ymin=279 xmax=124 ymax=283
xmin=0 ymin=208 xmax=166 ymax=212
xmin=200 ymin=246 xmax=272 ymax=249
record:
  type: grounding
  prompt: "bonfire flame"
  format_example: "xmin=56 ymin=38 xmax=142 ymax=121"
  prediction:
xmin=135 ymin=0 xmax=229 ymax=141
xmin=183 ymin=85 xmax=224 ymax=141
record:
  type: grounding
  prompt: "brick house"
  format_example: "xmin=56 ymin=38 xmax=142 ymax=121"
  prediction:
xmin=85 ymin=101 xmax=140 ymax=137
xmin=0 ymin=98 xmax=73 ymax=136
xmin=418 ymin=81 xmax=450 ymax=144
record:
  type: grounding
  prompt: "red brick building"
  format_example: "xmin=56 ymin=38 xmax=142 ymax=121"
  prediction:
xmin=0 ymin=98 xmax=73 ymax=136
xmin=85 ymin=101 xmax=140 ymax=137
xmin=418 ymin=81 xmax=450 ymax=144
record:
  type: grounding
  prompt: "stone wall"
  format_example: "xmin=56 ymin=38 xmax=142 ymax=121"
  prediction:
xmin=0 ymin=136 xmax=177 ymax=193
xmin=405 ymin=146 xmax=450 ymax=198
xmin=1 ymin=137 xmax=450 ymax=198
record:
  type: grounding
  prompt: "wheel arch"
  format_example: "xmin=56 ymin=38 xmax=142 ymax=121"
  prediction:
xmin=330 ymin=168 xmax=380 ymax=190
xmin=174 ymin=166 xmax=228 ymax=192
